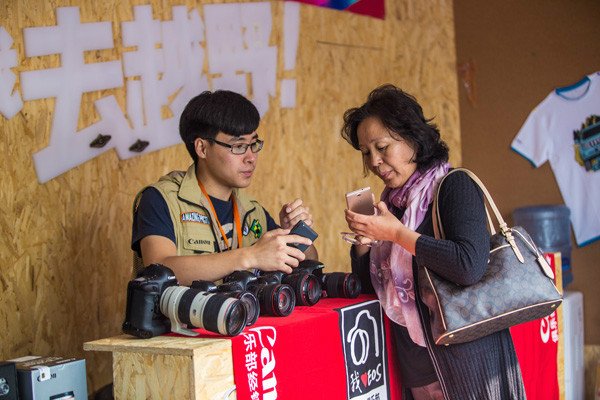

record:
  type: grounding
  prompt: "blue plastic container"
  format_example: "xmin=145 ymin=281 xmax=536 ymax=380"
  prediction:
xmin=512 ymin=205 xmax=572 ymax=288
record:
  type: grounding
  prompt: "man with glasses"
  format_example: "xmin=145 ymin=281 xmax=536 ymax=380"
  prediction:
xmin=131 ymin=90 xmax=317 ymax=285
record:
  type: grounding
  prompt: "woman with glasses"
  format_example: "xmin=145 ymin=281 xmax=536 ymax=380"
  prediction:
xmin=341 ymin=85 xmax=525 ymax=400
xmin=131 ymin=90 xmax=317 ymax=285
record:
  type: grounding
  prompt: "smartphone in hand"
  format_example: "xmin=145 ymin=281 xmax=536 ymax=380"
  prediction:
xmin=288 ymin=220 xmax=318 ymax=252
xmin=345 ymin=187 xmax=375 ymax=215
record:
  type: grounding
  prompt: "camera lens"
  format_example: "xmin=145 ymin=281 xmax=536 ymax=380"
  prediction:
xmin=215 ymin=284 xmax=259 ymax=326
xmin=160 ymin=286 xmax=247 ymax=336
xmin=282 ymin=272 xmax=322 ymax=306
xmin=322 ymin=272 xmax=361 ymax=299
xmin=225 ymin=301 xmax=247 ymax=334
xmin=255 ymin=283 xmax=296 ymax=317
xmin=234 ymin=291 xmax=260 ymax=326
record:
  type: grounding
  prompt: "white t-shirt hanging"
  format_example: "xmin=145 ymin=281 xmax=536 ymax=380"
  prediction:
xmin=511 ymin=71 xmax=600 ymax=247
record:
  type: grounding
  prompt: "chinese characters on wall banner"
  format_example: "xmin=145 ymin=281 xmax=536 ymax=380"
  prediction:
xmin=0 ymin=2 xmax=301 ymax=183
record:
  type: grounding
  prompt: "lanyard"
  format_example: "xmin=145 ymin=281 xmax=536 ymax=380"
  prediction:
xmin=196 ymin=178 xmax=243 ymax=251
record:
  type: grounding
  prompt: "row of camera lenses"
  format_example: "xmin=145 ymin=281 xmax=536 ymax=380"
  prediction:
xmin=123 ymin=260 xmax=361 ymax=338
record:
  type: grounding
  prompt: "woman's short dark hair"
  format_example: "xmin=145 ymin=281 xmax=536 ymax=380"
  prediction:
xmin=341 ymin=84 xmax=449 ymax=173
xmin=179 ymin=90 xmax=260 ymax=162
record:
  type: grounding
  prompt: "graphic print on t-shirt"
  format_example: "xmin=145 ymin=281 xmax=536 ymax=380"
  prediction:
xmin=573 ymin=114 xmax=600 ymax=171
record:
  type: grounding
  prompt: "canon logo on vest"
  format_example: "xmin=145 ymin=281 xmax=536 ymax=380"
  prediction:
xmin=186 ymin=238 xmax=211 ymax=246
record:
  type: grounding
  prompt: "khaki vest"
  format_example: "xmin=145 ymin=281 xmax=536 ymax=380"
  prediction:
xmin=132 ymin=164 xmax=268 ymax=277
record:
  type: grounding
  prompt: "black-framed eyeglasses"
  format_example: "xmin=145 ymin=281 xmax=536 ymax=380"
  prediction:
xmin=209 ymin=139 xmax=264 ymax=155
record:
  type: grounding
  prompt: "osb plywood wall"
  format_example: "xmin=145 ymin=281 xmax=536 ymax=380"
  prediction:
xmin=0 ymin=0 xmax=460 ymax=394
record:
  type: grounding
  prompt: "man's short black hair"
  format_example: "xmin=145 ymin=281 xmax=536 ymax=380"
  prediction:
xmin=179 ymin=90 xmax=260 ymax=162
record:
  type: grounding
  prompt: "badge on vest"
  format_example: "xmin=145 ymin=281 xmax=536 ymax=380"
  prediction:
xmin=248 ymin=219 xmax=262 ymax=238
xmin=181 ymin=211 xmax=209 ymax=224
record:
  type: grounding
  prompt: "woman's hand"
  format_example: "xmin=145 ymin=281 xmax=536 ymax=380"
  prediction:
xmin=345 ymin=201 xmax=398 ymax=242
xmin=344 ymin=201 xmax=421 ymax=255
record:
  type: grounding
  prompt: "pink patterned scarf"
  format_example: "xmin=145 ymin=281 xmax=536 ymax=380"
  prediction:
xmin=369 ymin=162 xmax=450 ymax=346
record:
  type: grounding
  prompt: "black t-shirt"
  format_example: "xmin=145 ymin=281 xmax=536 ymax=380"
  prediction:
xmin=131 ymin=187 xmax=278 ymax=255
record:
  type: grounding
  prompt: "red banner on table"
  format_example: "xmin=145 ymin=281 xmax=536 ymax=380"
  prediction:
xmin=174 ymin=296 xmax=401 ymax=399
xmin=232 ymin=297 xmax=400 ymax=399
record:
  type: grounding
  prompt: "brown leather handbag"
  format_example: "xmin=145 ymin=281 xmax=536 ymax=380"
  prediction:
xmin=419 ymin=168 xmax=563 ymax=345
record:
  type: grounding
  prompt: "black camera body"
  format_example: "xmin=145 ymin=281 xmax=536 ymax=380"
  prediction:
xmin=122 ymin=263 xmax=178 ymax=339
xmin=123 ymin=264 xmax=247 ymax=338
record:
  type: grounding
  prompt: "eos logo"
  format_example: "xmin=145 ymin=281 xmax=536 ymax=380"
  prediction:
xmin=361 ymin=364 xmax=383 ymax=387
xmin=347 ymin=310 xmax=380 ymax=365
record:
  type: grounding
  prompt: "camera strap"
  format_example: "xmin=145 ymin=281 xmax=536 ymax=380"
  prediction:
xmin=196 ymin=178 xmax=243 ymax=251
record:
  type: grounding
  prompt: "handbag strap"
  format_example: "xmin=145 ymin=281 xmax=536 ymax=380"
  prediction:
xmin=433 ymin=168 xmax=525 ymax=263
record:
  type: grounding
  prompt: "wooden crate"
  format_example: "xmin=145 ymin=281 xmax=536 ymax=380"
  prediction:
xmin=84 ymin=335 xmax=235 ymax=400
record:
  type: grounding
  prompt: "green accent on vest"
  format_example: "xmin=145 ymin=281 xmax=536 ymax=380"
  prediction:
xmin=250 ymin=219 xmax=262 ymax=239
